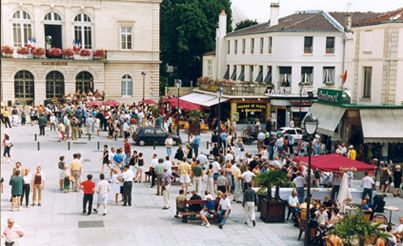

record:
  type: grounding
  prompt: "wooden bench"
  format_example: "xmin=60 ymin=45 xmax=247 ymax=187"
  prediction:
xmin=177 ymin=200 xmax=219 ymax=223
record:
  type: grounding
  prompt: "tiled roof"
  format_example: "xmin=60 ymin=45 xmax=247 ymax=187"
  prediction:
xmin=354 ymin=8 xmax=403 ymax=26
xmin=203 ymin=50 xmax=216 ymax=56
xmin=226 ymin=11 xmax=381 ymax=37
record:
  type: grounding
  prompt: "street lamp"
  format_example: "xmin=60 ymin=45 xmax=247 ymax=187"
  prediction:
xmin=175 ymin=79 xmax=182 ymax=136
xmin=303 ymin=113 xmax=318 ymax=246
xmin=217 ymin=87 xmax=224 ymax=151
xmin=141 ymin=72 xmax=146 ymax=101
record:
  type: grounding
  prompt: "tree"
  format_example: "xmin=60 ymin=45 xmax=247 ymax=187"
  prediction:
xmin=160 ymin=0 xmax=233 ymax=86
xmin=234 ymin=19 xmax=258 ymax=31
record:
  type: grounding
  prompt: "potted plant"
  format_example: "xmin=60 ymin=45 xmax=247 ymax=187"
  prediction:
xmin=73 ymin=46 xmax=81 ymax=54
xmin=48 ymin=48 xmax=62 ymax=57
xmin=254 ymin=169 xmax=289 ymax=222
xmin=32 ymin=47 xmax=45 ymax=59
xmin=79 ymin=49 xmax=92 ymax=59
xmin=16 ymin=47 xmax=30 ymax=57
xmin=331 ymin=212 xmax=388 ymax=246
xmin=1 ymin=45 xmax=14 ymax=58
xmin=93 ymin=49 xmax=105 ymax=60
xmin=63 ymin=48 xmax=75 ymax=59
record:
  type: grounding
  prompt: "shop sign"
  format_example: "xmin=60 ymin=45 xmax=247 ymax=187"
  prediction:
xmin=317 ymin=88 xmax=343 ymax=105
xmin=41 ymin=61 xmax=68 ymax=66
xmin=237 ymin=104 xmax=266 ymax=113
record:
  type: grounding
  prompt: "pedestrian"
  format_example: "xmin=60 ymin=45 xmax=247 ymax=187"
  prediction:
xmin=101 ymin=145 xmax=109 ymax=174
xmin=206 ymin=164 xmax=215 ymax=195
xmin=217 ymin=171 xmax=228 ymax=193
xmin=293 ymin=172 xmax=305 ymax=204
xmin=2 ymin=218 xmax=24 ymax=246
xmin=21 ymin=110 xmax=26 ymax=126
xmin=393 ymin=165 xmax=402 ymax=197
xmin=37 ymin=114 xmax=47 ymax=136
xmin=192 ymin=134 xmax=201 ymax=157
xmin=361 ymin=172 xmax=375 ymax=203
xmin=179 ymin=157 xmax=191 ymax=194
xmin=9 ymin=170 xmax=23 ymax=211
xmin=331 ymin=172 xmax=342 ymax=202
xmin=70 ymin=153 xmax=83 ymax=192
xmin=243 ymin=183 xmax=257 ymax=227
xmin=165 ymin=134 xmax=174 ymax=158
xmin=233 ymin=164 xmax=243 ymax=202
xmin=81 ymin=174 xmax=96 ymax=215
xmin=21 ymin=169 xmax=31 ymax=207
xmin=217 ymin=193 xmax=232 ymax=229
xmin=155 ymin=158 xmax=164 ymax=196
xmin=2 ymin=108 xmax=12 ymax=128
xmin=58 ymin=156 xmax=66 ymax=191
xmin=123 ymin=139 xmax=131 ymax=167
xmin=122 ymin=166 xmax=134 ymax=206
xmin=135 ymin=152 xmax=144 ymax=182
xmin=93 ymin=173 xmax=111 ymax=216
xmin=192 ymin=160 xmax=203 ymax=194
xmin=162 ymin=168 xmax=172 ymax=209
xmin=2 ymin=134 xmax=12 ymax=162
xmin=32 ymin=166 xmax=45 ymax=206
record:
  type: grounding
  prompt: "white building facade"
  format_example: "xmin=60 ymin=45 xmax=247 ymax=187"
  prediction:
xmin=1 ymin=0 xmax=161 ymax=105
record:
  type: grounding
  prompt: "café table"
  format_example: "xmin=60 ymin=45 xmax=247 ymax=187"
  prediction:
xmin=384 ymin=206 xmax=399 ymax=225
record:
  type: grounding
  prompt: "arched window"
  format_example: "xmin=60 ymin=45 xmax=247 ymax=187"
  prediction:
xmin=14 ymin=70 xmax=34 ymax=104
xmin=46 ymin=71 xmax=65 ymax=99
xmin=121 ymin=74 xmax=133 ymax=96
xmin=74 ymin=13 xmax=92 ymax=49
xmin=76 ymin=71 xmax=93 ymax=94
xmin=12 ymin=10 xmax=32 ymax=47
xmin=44 ymin=12 xmax=62 ymax=22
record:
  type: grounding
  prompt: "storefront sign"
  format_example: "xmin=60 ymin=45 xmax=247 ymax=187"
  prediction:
xmin=317 ymin=88 xmax=343 ymax=105
xmin=237 ymin=104 xmax=266 ymax=113
xmin=41 ymin=61 xmax=68 ymax=66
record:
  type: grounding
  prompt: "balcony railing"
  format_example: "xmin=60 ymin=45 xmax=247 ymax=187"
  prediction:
xmin=197 ymin=77 xmax=268 ymax=96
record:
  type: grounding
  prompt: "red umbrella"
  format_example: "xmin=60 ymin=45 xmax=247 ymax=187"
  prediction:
xmin=103 ymin=100 xmax=120 ymax=107
xmin=167 ymin=97 xmax=202 ymax=111
xmin=86 ymin=101 xmax=103 ymax=107
xmin=292 ymin=154 xmax=376 ymax=172
xmin=141 ymin=99 xmax=157 ymax=105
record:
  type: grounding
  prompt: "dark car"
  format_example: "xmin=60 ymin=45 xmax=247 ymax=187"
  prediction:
xmin=131 ymin=127 xmax=182 ymax=146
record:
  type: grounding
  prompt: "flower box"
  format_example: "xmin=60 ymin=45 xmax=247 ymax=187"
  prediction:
xmin=1 ymin=45 xmax=14 ymax=58
xmin=48 ymin=48 xmax=62 ymax=57
xmin=73 ymin=46 xmax=81 ymax=54
xmin=79 ymin=49 xmax=92 ymax=57
xmin=63 ymin=48 xmax=75 ymax=59
xmin=17 ymin=47 xmax=30 ymax=55
xmin=93 ymin=49 xmax=105 ymax=60
xmin=32 ymin=47 xmax=46 ymax=59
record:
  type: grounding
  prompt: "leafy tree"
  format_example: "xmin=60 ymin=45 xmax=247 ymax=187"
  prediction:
xmin=160 ymin=0 xmax=233 ymax=87
xmin=234 ymin=19 xmax=258 ymax=31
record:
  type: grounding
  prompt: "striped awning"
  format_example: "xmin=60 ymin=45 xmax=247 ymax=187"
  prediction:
xmin=180 ymin=93 xmax=227 ymax=107
xmin=360 ymin=109 xmax=403 ymax=143
xmin=307 ymin=103 xmax=345 ymax=137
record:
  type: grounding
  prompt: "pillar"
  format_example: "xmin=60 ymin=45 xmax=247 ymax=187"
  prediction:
xmin=265 ymin=102 xmax=271 ymax=120
xmin=381 ymin=143 xmax=389 ymax=159
xmin=230 ymin=102 xmax=237 ymax=122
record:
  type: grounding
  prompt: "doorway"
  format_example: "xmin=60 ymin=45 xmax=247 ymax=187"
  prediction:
xmin=44 ymin=24 xmax=62 ymax=49
xmin=277 ymin=109 xmax=286 ymax=129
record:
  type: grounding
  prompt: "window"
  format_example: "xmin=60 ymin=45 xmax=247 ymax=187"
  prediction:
xmin=362 ymin=31 xmax=373 ymax=53
xmin=250 ymin=38 xmax=254 ymax=54
xmin=75 ymin=71 xmax=93 ymax=93
xmin=144 ymin=129 xmax=154 ymax=135
xmin=46 ymin=71 xmax=65 ymax=99
xmin=121 ymin=74 xmax=133 ymax=96
xmin=14 ymin=70 xmax=34 ymax=104
xmin=256 ymin=65 xmax=263 ymax=83
xmin=264 ymin=66 xmax=272 ymax=84
xmin=301 ymin=67 xmax=313 ymax=85
xmin=260 ymin=38 xmax=264 ymax=54
xmin=326 ymin=37 xmax=335 ymax=54
xmin=304 ymin=36 xmax=313 ymax=53
xmin=363 ymin=67 xmax=372 ymax=98
xmin=12 ymin=10 xmax=32 ymax=47
xmin=242 ymin=39 xmax=246 ymax=54
xmin=227 ymin=40 xmax=230 ymax=54
xmin=74 ymin=13 xmax=92 ymax=49
xmin=249 ymin=65 xmax=254 ymax=82
xmin=323 ymin=67 xmax=335 ymax=84
xmin=234 ymin=40 xmax=238 ymax=54
xmin=223 ymin=65 xmax=230 ymax=79
xmin=44 ymin=12 xmax=62 ymax=21
xmin=279 ymin=67 xmax=292 ymax=87
xmin=238 ymin=65 xmax=245 ymax=81
xmin=268 ymin=37 xmax=272 ymax=53
xmin=230 ymin=65 xmax=237 ymax=80
xmin=207 ymin=60 xmax=213 ymax=76
xmin=120 ymin=26 xmax=132 ymax=50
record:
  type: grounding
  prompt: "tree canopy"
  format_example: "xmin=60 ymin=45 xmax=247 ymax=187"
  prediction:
xmin=160 ymin=0 xmax=233 ymax=86
xmin=234 ymin=19 xmax=258 ymax=31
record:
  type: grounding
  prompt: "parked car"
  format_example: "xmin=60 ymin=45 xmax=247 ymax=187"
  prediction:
xmin=276 ymin=127 xmax=304 ymax=143
xmin=131 ymin=127 xmax=182 ymax=146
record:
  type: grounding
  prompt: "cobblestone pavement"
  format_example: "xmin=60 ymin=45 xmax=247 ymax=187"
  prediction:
xmin=1 ymin=124 xmax=402 ymax=246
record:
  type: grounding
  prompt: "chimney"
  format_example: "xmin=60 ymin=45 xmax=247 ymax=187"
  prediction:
xmin=270 ymin=2 xmax=279 ymax=26
xmin=218 ymin=9 xmax=227 ymax=38
xmin=345 ymin=13 xmax=352 ymax=31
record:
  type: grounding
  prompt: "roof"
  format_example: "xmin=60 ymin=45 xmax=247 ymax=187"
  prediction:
xmin=203 ymin=50 xmax=216 ymax=56
xmin=354 ymin=8 xmax=403 ymax=26
xmin=226 ymin=11 xmax=380 ymax=37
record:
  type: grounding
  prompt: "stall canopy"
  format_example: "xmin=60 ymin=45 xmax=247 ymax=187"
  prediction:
xmin=140 ymin=99 xmax=157 ymax=105
xmin=180 ymin=92 xmax=228 ymax=107
xmin=307 ymin=103 xmax=345 ymax=137
xmin=293 ymin=154 xmax=375 ymax=172
xmin=360 ymin=109 xmax=403 ymax=143
xmin=163 ymin=97 xmax=202 ymax=111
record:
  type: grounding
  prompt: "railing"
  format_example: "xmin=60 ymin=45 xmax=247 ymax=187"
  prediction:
xmin=198 ymin=81 xmax=268 ymax=96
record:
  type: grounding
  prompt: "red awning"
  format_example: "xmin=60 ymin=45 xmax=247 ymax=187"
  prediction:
xmin=164 ymin=97 xmax=202 ymax=111
xmin=293 ymin=154 xmax=376 ymax=172
xmin=86 ymin=101 xmax=103 ymax=107
xmin=141 ymin=99 xmax=157 ymax=105
xmin=103 ymin=100 xmax=120 ymax=107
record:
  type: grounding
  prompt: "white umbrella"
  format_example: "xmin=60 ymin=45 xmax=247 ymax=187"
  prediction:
xmin=336 ymin=173 xmax=353 ymax=213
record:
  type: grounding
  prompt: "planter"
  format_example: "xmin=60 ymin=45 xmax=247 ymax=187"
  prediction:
xmin=257 ymin=194 xmax=268 ymax=212
xmin=260 ymin=197 xmax=286 ymax=223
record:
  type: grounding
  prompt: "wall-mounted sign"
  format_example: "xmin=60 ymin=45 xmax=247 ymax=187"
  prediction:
xmin=237 ymin=104 xmax=266 ymax=113
xmin=42 ymin=61 xmax=68 ymax=66
xmin=317 ymin=88 xmax=343 ymax=105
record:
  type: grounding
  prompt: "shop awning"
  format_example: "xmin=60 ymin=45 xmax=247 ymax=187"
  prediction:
xmin=293 ymin=154 xmax=376 ymax=172
xmin=360 ymin=109 xmax=403 ymax=143
xmin=308 ymin=103 xmax=345 ymax=137
xmin=180 ymin=93 xmax=227 ymax=107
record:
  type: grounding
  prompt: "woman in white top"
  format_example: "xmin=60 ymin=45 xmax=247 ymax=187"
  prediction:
xmin=110 ymin=169 xmax=121 ymax=205
xmin=21 ymin=169 xmax=32 ymax=207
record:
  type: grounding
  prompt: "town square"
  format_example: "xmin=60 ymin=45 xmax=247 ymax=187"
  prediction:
xmin=1 ymin=0 xmax=403 ymax=245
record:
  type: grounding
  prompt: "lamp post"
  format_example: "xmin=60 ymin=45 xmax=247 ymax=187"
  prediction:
xmin=303 ymin=113 xmax=319 ymax=246
xmin=141 ymin=72 xmax=146 ymax=101
xmin=175 ymin=79 xmax=182 ymax=136
xmin=217 ymin=87 xmax=223 ymax=151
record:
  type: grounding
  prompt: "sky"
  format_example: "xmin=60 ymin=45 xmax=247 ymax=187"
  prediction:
xmin=232 ymin=0 xmax=403 ymax=23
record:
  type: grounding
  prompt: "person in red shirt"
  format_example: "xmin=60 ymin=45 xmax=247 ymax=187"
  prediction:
xmin=124 ymin=139 xmax=131 ymax=166
xmin=80 ymin=174 xmax=96 ymax=215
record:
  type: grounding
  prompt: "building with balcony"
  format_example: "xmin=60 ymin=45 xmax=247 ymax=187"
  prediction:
xmin=1 ymin=0 xmax=160 ymax=106
xmin=201 ymin=4 xmax=378 ymax=127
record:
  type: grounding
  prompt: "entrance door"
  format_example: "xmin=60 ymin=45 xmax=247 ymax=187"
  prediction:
xmin=44 ymin=24 xmax=62 ymax=49
xmin=277 ymin=109 xmax=286 ymax=129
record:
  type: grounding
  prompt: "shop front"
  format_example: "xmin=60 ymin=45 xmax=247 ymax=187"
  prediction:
xmin=232 ymin=100 xmax=270 ymax=124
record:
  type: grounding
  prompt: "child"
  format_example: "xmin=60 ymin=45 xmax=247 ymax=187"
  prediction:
xmin=63 ymin=170 xmax=74 ymax=193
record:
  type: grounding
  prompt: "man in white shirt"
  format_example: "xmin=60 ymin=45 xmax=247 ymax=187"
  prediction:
xmin=93 ymin=173 xmax=111 ymax=215
xmin=196 ymin=153 xmax=208 ymax=168
xmin=122 ymin=166 xmax=134 ymax=206
xmin=293 ymin=172 xmax=305 ymax=204
xmin=315 ymin=206 xmax=329 ymax=225
xmin=163 ymin=156 xmax=173 ymax=175
xmin=150 ymin=154 xmax=158 ymax=188
xmin=287 ymin=191 xmax=300 ymax=221
xmin=123 ymin=119 xmax=130 ymax=139
xmin=361 ymin=172 xmax=375 ymax=203
xmin=217 ymin=193 xmax=232 ymax=229
xmin=241 ymin=168 xmax=256 ymax=191
xmin=2 ymin=218 xmax=24 ymax=245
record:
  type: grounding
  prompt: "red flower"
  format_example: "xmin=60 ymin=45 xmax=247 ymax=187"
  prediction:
xmin=93 ymin=49 xmax=105 ymax=58
xmin=73 ymin=46 xmax=81 ymax=54
xmin=48 ymin=48 xmax=62 ymax=57
xmin=33 ymin=48 xmax=45 ymax=57
xmin=17 ymin=47 xmax=29 ymax=55
xmin=63 ymin=48 xmax=75 ymax=57
xmin=79 ymin=49 xmax=91 ymax=57
xmin=1 ymin=45 xmax=14 ymax=55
